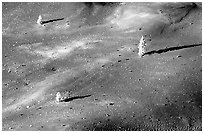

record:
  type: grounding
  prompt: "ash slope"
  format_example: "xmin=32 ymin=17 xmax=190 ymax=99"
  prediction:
xmin=2 ymin=2 xmax=202 ymax=131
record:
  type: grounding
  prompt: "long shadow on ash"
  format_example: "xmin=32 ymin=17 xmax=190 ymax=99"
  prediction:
xmin=62 ymin=94 xmax=92 ymax=102
xmin=143 ymin=43 xmax=202 ymax=56
xmin=41 ymin=18 xmax=64 ymax=25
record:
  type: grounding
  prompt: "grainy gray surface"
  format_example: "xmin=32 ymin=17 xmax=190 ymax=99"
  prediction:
xmin=2 ymin=2 xmax=202 ymax=131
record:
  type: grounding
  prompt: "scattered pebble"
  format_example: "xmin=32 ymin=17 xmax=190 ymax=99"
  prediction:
xmin=105 ymin=114 xmax=110 ymax=117
xmin=109 ymin=102 xmax=115 ymax=105
xmin=177 ymin=55 xmax=182 ymax=58
xmin=9 ymin=127 xmax=13 ymax=130
xmin=51 ymin=67 xmax=57 ymax=71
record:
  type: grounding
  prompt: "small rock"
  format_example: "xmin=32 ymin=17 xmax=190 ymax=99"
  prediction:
xmin=105 ymin=114 xmax=110 ymax=117
xmin=109 ymin=102 xmax=114 ymax=105
xmin=9 ymin=127 xmax=13 ymax=130
xmin=51 ymin=67 xmax=57 ymax=71
xmin=177 ymin=55 xmax=182 ymax=58
xmin=37 ymin=106 xmax=42 ymax=110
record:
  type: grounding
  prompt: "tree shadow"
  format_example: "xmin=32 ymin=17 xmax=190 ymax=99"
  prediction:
xmin=41 ymin=18 xmax=64 ymax=25
xmin=143 ymin=43 xmax=202 ymax=57
xmin=61 ymin=94 xmax=92 ymax=102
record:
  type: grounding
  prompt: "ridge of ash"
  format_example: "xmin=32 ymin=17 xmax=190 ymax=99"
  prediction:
xmin=160 ymin=2 xmax=198 ymax=24
xmin=173 ymin=2 xmax=197 ymax=24
xmin=143 ymin=43 xmax=202 ymax=56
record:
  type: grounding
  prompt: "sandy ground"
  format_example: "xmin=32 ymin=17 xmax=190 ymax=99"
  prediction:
xmin=2 ymin=2 xmax=202 ymax=131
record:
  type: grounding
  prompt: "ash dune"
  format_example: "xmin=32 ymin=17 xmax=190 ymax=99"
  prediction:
xmin=2 ymin=2 xmax=202 ymax=131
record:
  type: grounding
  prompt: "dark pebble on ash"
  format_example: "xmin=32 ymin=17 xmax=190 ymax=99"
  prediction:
xmin=51 ymin=67 xmax=57 ymax=71
xmin=177 ymin=55 xmax=182 ymax=58
xmin=109 ymin=102 xmax=114 ymax=105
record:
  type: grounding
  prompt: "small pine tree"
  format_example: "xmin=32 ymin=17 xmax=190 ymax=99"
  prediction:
xmin=138 ymin=36 xmax=146 ymax=57
xmin=37 ymin=15 xmax=42 ymax=25
xmin=56 ymin=92 xmax=62 ymax=102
